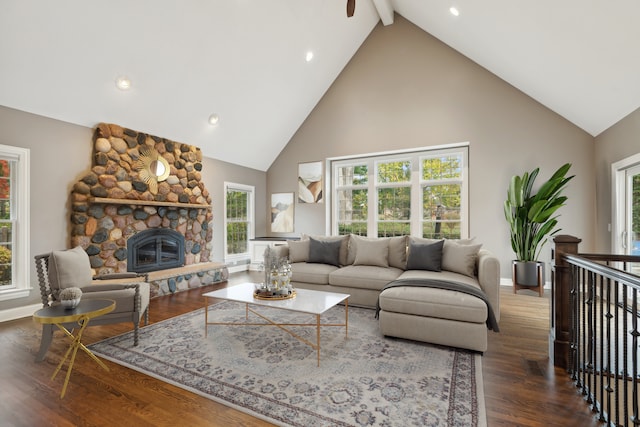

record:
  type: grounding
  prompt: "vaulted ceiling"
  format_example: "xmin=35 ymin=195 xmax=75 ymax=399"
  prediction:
xmin=1 ymin=1 xmax=639 ymax=171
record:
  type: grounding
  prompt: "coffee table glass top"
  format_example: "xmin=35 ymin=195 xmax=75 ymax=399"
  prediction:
xmin=203 ymin=283 xmax=349 ymax=315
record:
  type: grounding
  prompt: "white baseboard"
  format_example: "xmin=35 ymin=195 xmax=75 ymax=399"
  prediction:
xmin=0 ymin=303 xmax=41 ymax=322
xmin=500 ymin=277 xmax=551 ymax=289
xmin=227 ymin=264 xmax=249 ymax=274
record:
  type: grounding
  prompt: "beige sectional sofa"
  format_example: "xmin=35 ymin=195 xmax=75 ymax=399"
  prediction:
xmin=271 ymin=234 xmax=500 ymax=353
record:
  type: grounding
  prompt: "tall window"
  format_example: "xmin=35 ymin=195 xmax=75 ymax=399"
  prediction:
xmin=0 ymin=145 xmax=29 ymax=301
xmin=332 ymin=146 xmax=468 ymax=239
xmin=612 ymin=153 xmax=640 ymax=274
xmin=224 ymin=182 xmax=254 ymax=259
xmin=0 ymin=159 xmax=13 ymax=286
xmin=336 ymin=164 xmax=368 ymax=235
xmin=377 ymin=158 xmax=412 ymax=236
xmin=421 ymin=153 xmax=464 ymax=239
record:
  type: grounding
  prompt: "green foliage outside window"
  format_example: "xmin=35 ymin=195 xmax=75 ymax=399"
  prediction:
xmin=377 ymin=160 xmax=410 ymax=183
xmin=376 ymin=161 xmax=411 ymax=235
xmin=226 ymin=222 xmax=247 ymax=254
xmin=337 ymin=170 xmax=368 ymax=236
xmin=0 ymin=160 xmax=11 ymax=285
xmin=0 ymin=160 xmax=10 ymax=221
xmin=338 ymin=189 xmax=368 ymax=220
xmin=0 ymin=243 xmax=12 ymax=285
xmin=338 ymin=223 xmax=367 ymax=236
xmin=377 ymin=187 xmax=410 ymax=221
xmin=338 ymin=165 xmax=368 ymax=186
xmin=422 ymin=155 xmax=461 ymax=180
xmin=377 ymin=222 xmax=410 ymax=237
xmin=335 ymin=150 xmax=465 ymax=238
xmin=226 ymin=189 xmax=249 ymax=255
xmin=422 ymin=156 xmax=462 ymax=238
xmin=423 ymin=183 xmax=461 ymax=238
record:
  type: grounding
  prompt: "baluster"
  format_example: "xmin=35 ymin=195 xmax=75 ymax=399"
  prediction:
xmin=615 ymin=280 xmax=621 ymax=426
xmin=624 ymin=285 xmax=629 ymax=425
xmin=631 ymin=288 xmax=640 ymax=425
xmin=605 ymin=277 xmax=614 ymax=426
xmin=580 ymin=270 xmax=588 ymax=395
xmin=587 ymin=270 xmax=595 ymax=405
xmin=598 ymin=274 xmax=605 ymax=420
xmin=570 ymin=264 xmax=578 ymax=381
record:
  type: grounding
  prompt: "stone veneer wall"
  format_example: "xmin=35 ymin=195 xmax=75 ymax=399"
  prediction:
xmin=70 ymin=123 xmax=213 ymax=275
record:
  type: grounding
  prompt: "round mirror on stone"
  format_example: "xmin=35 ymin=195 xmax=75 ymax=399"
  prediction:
xmin=134 ymin=146 xmax=170 ymax=194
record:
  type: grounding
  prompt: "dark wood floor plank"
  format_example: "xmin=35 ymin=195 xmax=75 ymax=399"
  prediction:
xmin=0 ymin=272 xmax=601 ymax=426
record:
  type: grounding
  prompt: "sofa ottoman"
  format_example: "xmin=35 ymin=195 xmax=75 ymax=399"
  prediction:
xmin=378 ymin=285 xmax=490 ymax=352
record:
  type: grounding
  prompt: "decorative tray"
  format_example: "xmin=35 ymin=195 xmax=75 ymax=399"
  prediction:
xmin=253 ymin=289 xmax=296 ymax=301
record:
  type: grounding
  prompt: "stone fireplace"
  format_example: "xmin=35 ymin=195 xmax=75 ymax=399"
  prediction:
xmin=70 ymin=123 xmax=226 ymax=297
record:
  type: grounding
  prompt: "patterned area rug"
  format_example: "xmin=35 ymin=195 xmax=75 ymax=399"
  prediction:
xmin=89 ymin=302 xmax=486 ymax=427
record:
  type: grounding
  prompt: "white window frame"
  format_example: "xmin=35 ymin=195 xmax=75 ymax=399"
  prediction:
xmin=0 ymin=144 xmax=30 ymax=301
xmin=329 ymin=144 xmax=469 ymax=238
xmin=612 ymin=152 xmax=640 ymax=254
xmin=223 ymin=182 xmax=255 ymax=263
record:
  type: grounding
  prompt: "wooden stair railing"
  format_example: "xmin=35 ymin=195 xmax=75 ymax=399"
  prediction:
xmin=551 ymin=235 xmax=640 ymax=426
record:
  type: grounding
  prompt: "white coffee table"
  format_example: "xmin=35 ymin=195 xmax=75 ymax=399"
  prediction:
xmin=202 ymin=283 xmax=349 ymax=366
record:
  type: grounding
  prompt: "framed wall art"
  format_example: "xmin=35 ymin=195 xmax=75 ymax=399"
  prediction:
xmin=298 ymin=161 xmax=323 ymax=203
xmin=270 ymin=192 xmax=294 ymax=233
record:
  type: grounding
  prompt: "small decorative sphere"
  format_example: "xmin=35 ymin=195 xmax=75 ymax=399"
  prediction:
xmin=59 ymin=287 xmax=83 ymax=309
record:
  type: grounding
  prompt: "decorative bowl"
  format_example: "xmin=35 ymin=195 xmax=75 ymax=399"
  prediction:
xmin=61 ymin=298 xmax=81 ymax=309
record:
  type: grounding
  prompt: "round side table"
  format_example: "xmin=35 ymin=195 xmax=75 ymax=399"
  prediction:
xmin=33 ymin=299 xmax=115 ymax=398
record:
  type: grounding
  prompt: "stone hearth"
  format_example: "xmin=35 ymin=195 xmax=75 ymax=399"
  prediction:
xmin=70 ymin=123 xmax=226 ymax=296
xmin=95 ymin=262 xmax=229 ymax=299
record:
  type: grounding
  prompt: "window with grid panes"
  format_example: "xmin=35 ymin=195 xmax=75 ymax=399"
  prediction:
xmin=224 ymin=183 xmax=254 ymax=257
xmin=336 ymin=164 xmax=369 ymax=236
xmin=331 ymin=146 xmax=468 ymax=239
xmin=0 ymin=145 xmax=29 ymax=301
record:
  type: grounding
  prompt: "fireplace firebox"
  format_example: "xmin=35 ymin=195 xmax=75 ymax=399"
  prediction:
xmin=127 ymin=229 xmax=185 ymax=273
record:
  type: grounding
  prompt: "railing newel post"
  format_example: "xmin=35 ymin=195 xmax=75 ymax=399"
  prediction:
xmin=550 ymin=235 xmax=582 ymax=369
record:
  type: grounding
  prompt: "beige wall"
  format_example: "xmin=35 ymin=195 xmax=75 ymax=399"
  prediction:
xmin=0 ymin=105 xmax=267 ymax=313
xmin=204 ymin=157 xmax=268 ymax=261
xmin=594 ymin=107 xmax=640 ymax=252
xmin=267 ymin=15 xmax=596 ymax=278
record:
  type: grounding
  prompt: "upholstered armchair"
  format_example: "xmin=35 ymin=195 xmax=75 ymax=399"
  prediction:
xmin=34 ymin=246 xmax=150 ymax=362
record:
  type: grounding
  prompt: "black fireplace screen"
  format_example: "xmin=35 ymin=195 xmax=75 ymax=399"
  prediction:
xmin=127 ymin=229 xmax=185 ymax=273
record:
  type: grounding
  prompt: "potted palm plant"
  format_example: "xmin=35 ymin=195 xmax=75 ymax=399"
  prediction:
xmin=504 ymin=163 xmax=574 ymax=287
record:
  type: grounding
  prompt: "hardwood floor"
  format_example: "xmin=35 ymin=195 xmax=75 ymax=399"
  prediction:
xmin=0 ymin=272 xmax=601 ymax=427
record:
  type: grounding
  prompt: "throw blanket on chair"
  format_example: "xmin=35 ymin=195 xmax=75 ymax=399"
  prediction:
xmin=375 ymin=278 xmax=500 ymax=332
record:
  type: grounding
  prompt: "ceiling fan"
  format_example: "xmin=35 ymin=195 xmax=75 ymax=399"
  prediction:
xmin=347 ymin=0 xmax=355 ymax=17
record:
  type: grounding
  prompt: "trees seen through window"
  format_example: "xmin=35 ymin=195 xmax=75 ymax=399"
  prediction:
xmin=333 ymin=147 xmax=467 ymax=239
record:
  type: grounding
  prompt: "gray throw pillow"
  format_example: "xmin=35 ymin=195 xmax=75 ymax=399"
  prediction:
xmin=406 ymin=240 xmax=444 ymax=271
xmin=304 ymin=234 xmax=350 ymax=266
xmin=308 ymin=237 xmax=341 ymax=266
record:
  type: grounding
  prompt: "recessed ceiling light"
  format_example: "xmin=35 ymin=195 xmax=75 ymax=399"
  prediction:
xmin=305 ymin=51 xmax=314 ymax=62
xmin=449 ymin=7 xmax=460 ymax=17
xmin=208 ymin=114 xmax=219 ymax=126
xmin=115 ymin=76 xmax=132 ymax=91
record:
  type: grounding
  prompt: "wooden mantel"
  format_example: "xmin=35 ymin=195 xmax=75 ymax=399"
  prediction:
xmin=88 ymin=197 xmax=211 ymax=210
